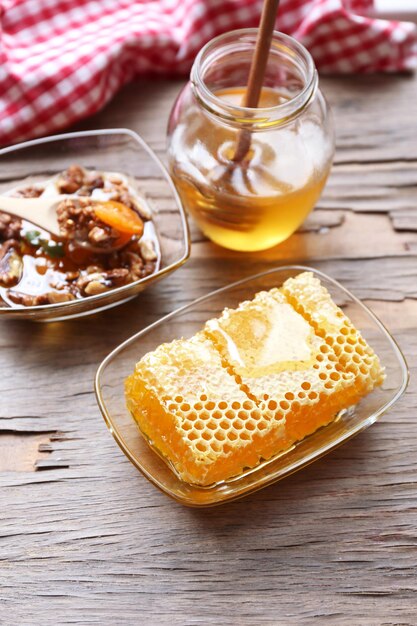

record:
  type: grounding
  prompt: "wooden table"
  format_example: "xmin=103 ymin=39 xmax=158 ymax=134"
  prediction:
xmin=1 ymin=74 xmax=416 ymax=625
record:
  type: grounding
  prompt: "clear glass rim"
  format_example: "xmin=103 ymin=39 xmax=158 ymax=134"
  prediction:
xmin=0 ymin=128 xmax=191 ymax=316
xmin=191 ymin=29 xmax=318 ymax=127
xmin=95 ymin=265 xmax=409 ymax=506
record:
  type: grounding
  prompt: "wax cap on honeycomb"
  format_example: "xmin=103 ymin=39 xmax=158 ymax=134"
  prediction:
xmin=281 ymin=272 xmax=385 ymax=394
xmin=206 ymin=289 xmax=317 ymax=377
xmin=134 ymin=332 xmax=251 ymax=404
xmin=204 ymin=289 xmax=355 ymax=418
xmin=125 ymin=332 xmax=285 ymax=486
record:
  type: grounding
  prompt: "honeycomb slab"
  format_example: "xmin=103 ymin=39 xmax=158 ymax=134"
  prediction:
xmin=204 ymin=288 xmax=358 ymax=448
xmin=281 ymin=272 xmax=385 ymax=404
xmin=125 ymin=332 xmax=285 ymax=486
xmin=125 ymin=272 xmax=385 ymax=486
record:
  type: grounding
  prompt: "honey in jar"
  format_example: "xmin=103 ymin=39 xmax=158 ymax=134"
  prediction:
xmin=167 ymin=30 xmax=335 ymax=252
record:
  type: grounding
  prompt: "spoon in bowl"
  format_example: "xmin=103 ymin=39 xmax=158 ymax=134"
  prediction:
xmin=0 ymin=194 xmax=70 ymax=237
xmin=0 ymin=194 xmax=144 ymax=253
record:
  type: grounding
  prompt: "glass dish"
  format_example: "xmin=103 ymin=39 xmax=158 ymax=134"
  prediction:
xmin=95 ymin=266 xmax=408 ymax=507
xmin=0 ymin=129 xmax=190 ymax=321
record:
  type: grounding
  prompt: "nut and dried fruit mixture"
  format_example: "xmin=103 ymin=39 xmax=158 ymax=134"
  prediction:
xmin=0 ymin=165 xmax=159 ymax=307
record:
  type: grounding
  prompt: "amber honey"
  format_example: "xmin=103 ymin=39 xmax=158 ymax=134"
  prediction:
xmin=169 ymin=86 xmax=333 ymax=252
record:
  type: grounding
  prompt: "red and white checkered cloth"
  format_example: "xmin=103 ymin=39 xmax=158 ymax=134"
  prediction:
xmin=0 ymin=0 xmax=416 ymax=148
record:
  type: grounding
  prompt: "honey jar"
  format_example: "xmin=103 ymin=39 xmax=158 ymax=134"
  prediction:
xmin=167 ymin=29 xmax=335 ymax=252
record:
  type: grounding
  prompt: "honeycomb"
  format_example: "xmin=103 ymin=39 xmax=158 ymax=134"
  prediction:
xmin=204 ymin=289 xmax=358 ymax=446
xmin=125 ymin=332 xmax=286 ymax=486
xmin=125 ymin=274 xmax=385 ymax=487
xmin=281 ymin=272 xmax=385 ymax=404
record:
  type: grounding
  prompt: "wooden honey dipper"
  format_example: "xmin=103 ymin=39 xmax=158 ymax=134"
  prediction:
xmin=232 ymin=0 xmax=281 ymax=163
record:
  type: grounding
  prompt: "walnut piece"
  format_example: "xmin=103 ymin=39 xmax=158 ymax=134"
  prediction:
xmin=7 ymin=290 xmax=75 ymax=306
xmin=76 ymin=268 xmax=130 ymax=296
xmin=56 ymin=165 xmax=85 ymax=194
xmin=0 ymin=214 xmax=22 ymax=240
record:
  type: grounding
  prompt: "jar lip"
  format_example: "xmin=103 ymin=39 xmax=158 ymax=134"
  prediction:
xmin=191 ymin=28 xmax=317 ymax=126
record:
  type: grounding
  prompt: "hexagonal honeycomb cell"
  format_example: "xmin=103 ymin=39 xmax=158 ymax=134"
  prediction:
xmin=281 ymin=272 xmax=385 ymax=404
xmin=204 ymin=288 xmax=358 ymax=447
xmin=125 ymin=332 xmax=287 ymax=486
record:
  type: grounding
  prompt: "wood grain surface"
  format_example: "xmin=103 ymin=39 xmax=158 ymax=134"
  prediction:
xmin=1 ymin=74 xmax=416 ymax=626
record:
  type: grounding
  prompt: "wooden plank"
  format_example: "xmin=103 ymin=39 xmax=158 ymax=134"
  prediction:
xmin=0 ymin=345 xmax=416 ymax=624
xmin=318 ymin=162 xmax=417 ymax=220
xmin=1 ymin=73 xmax=417 ymax=625
xmin=390 ymin=210 xmax=417 ymax=232
xmin=297 ymin=209 xmax=345 ymax=232
xmin=0 ymin=433 xmax=53 ymax=472
xmin=365 ymin=298 xmax=417 ymax=330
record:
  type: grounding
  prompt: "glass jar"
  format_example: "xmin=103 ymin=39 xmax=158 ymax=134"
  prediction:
xmin=167 ymin=29 xmax=335 ymax=252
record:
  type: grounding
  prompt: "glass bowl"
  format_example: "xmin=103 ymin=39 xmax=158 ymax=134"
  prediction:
xmin=95 ymin=266 xmax=409 ymax=507
xmin=0 ymin=129 xmax=190 ymax=321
